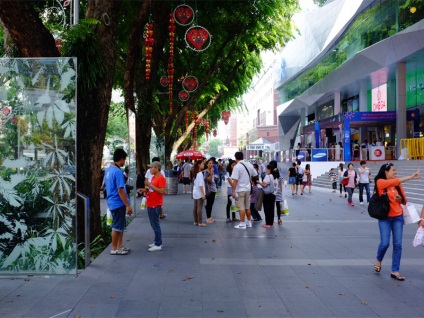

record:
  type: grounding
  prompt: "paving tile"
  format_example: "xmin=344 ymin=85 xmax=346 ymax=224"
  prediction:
xmin=115 ymin=299 xmax=160 ymax=317
xmin=243 ymin=297 xmax=291 ymax=317
xmin=158 ymin=296 xmax=203 ymax=317
xmin=202 ymin=300 xmax=247 ymax=318
xmin=68 ymin=303 xmax=119 ymax=318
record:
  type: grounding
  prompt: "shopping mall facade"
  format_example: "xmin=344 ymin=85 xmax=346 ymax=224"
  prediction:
xmin=275 ymin=0 xmax=424 ymax=162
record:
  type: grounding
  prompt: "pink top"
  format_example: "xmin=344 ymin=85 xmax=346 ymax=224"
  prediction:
xmin=347 ymin=170 xmax=356 ymax=188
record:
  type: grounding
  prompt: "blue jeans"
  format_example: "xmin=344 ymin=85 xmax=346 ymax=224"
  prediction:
xmin=147 ymin=206 xmax=162 ymax=246
xmin=376 ymin=215 xmax=404 ymax=272
xmin=359 ymin=183 xmax=371 ymax=203
xmin=346 ymin=187 xmax=355 ymax=203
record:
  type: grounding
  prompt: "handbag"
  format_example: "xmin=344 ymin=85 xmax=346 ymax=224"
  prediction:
xmin=413 ymin=227 xmax=424 ymax=247
xmin=262 ymin=177 xmax=275 ymax=195
xmin=341 ymin=178 xmax=348 ymax=186
xmin=368 ymin=189 xmax=389 ymax=220
xmin=402 ymin=204 xmax=420 ymax=224
xmin=255 ymin=188 xmax=264 ymax=211
xmin=302 ymin=174 xmax=308 ymax=182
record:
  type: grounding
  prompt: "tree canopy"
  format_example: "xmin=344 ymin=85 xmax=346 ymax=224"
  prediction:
xmin=0 ymin=0 xmax=300 ymax=241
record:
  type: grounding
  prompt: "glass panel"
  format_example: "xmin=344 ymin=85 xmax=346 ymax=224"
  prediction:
xmin=0 ymin=58 xmax=77 ymax=274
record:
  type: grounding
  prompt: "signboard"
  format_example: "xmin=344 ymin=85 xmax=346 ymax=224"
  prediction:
xmin=311 ymin=148 xmax=328 ymax=162
xmin=369 ymin=146 xmax=385 ymax=160
xmin=297 ymin=151 xmax=306 ymax=161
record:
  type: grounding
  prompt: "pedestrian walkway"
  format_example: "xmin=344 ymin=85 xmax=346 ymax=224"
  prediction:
xmin=2 ymin=185 xmax=424 ymax=317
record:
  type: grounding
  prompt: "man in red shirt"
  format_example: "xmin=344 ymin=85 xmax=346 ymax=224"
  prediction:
xmin=142 ymin=161 xmax=166 ymax=252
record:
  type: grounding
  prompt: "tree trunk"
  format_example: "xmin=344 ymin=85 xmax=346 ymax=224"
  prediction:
xmin=76 ymin=0 xmax=121 ymax=243
xmin=0 ymin=2 xmax=59 ymax=57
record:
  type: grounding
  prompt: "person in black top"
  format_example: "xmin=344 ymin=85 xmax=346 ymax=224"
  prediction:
xmin=286 ymin=162 xmax=298 ymax=195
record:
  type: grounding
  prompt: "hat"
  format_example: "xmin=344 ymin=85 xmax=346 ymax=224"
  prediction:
xmin=147 ymin=161 xmax=161 ymax=169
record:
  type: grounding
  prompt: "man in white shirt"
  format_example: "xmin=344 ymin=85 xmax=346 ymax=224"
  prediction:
xmin=231 ymin=151 xmax=258 ymax=229
xmin=358 ymin=160 xmax=371 ymax=205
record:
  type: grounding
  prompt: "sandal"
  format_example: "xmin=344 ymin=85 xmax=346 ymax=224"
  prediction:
xmin=226 ymin=218 xmax=231 ymax=223
xmin=110 ymin=248 xmax=128 ymax=255
xmin=278 ymin=219 xmax=282 ymax=225
xmin=390 ymin=273 xmax=405 ymax=281
xmin=198 ymin=223 xmax=207 ymax=227
xmin=373 ymin=264 xmax=381 ymax=273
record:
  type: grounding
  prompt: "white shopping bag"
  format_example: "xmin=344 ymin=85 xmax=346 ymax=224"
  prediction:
xmin=230 ymin=197 xmax=238 ymax=213
xmin=413 ymin=227 xmax=424 ymax=247
xmin=403 ymin=204 xmax=420 ymax=224
xmin=140 ymin=197 xmax=146 ymax=210
xmin=106 ymin=208 xmax=112 ymax=226
xmin=282 ymin=199 xmax=289 ymax=215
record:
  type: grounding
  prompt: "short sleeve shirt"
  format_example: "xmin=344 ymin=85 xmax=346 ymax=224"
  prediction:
xmin=146 ymin=174 xmax=166 ymax=207
xmin=105 ymin=165 xmax=127 ymax=210
xmin=232 ymin=161 xmax=258 ymax=192
xmin=183 ymin=163 xmax=192 ymax=178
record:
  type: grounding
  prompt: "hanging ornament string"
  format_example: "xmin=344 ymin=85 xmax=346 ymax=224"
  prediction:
xmin=168 ymin=12 xmax=176 ymax=114
xmin=184 ymin=0 xmax=211 ymax=52
xmin=205 ymin=118 xmax=210 ymax=141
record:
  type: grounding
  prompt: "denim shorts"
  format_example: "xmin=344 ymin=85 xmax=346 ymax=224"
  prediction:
xmin=288 ymin=177 xmax=296 ymax=185
xmin=111 ymin=205 xmax=126 ymax=232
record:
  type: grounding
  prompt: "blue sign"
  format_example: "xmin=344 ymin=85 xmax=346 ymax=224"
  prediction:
xmin=311 ymin=148 xmax=328 ymax=162
xmin=314 ymin=121 xmax=320 ymax=148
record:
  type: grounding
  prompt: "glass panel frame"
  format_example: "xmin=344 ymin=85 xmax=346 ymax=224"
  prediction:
xmin=0 ymin=58 xmax=77 ymax=274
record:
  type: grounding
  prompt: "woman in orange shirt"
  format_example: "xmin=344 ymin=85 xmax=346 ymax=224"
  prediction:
xmin=373 ymin=163 xmax=420 ymax=281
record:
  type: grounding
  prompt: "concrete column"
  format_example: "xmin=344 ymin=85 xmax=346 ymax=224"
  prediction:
xmin=396 ymin=62 xmax=407 ymax=157
xmin=359 ymin=80 xmax=368 ymax=112
xmin=300 ymin=108 xmax=306 ymax=127
xmin=334 ymin=91 xmax=341 ymax=115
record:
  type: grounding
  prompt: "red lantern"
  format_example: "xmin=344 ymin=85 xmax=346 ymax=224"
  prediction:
xmin=205 ymin=119 xmax=210 ymax=141
xmin=221 ymin=110 xmax=231 ymax=125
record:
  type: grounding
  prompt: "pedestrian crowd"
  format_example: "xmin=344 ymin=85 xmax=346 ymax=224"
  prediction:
xmin=104 ymin=148 xmax=424 ymax=282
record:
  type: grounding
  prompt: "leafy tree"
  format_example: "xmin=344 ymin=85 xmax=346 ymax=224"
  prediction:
xmin=313 ymin=0 xmax=328 ymax=7
xmin=207 ymin=139 xmax=223 ymax=157
xmin=0 ymin=0 xmax=300 ymax=245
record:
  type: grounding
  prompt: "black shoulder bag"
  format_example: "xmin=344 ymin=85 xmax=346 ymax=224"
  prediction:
xmin=368 ymin=188 xmax=389 ymax=220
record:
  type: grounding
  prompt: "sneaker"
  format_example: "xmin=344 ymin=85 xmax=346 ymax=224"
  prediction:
xmin=121 ymin=246 xmax=131 ymax=252
xmin=360 ymin=202 xmax=363 ymax=205
xmin=110 ymin=248 xmax=128 ymax=255
xmin=160 ymin=214 xmax=167 ymax=219
xmin=262 ymin=224 xmax=272 ymax=228
xmin=351 ymin=203 xmax=355 ymax=207
xmin=246 ymin=221 xmax=252 ymax=228
xmin=148 ymin=245 xmax=162 ymax=252
xmin=234 ymin=223 xmax=246 ymax=229
xmin=148 ymin=243 xmax=155 ymax=248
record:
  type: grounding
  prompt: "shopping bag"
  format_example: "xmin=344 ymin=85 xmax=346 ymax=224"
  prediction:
xmin=106 ymin=208 xmax=112 ymax=226
xmin=402 ymin=204 xmax=420 ymax=224
xmin=255 ymin=189 xmax=264 ymax=211
xmin=284 ymin=180 xmax=288 ymax=188
xmin=282 ymin=199 xmax=289 ymax=215
xmin=140 ymin=197 xmax=146 ymax=210
xmin=413 ymin=227 xmax=424 ymax=247
xmin=230 ymin=197 xmax=238 ymax=213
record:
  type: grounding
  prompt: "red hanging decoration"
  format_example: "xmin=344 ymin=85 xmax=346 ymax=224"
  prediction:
xmin=221 ymin=110 xmax=231 ymax=125
xmin=213 ymin=129 xmax=217 ymax=137
xmin=179 ymin=90 xmax=189 ymax=102
xmin=174 ymin=4 xmax=195 ymax=26
xmin=144 ymin=22 xmax=154 ymax=80
xmin=182 ymin=76 xmax=198 ymax=92
xmin=168 ymin=13 xmax=176 ymax=114
xmin=205 ymin=119 xmax=210 ymax=141
xmin=160 ymin=76 xmax=169 ymax=87
xmin=185 ymin=26 xmax=211 ymax=51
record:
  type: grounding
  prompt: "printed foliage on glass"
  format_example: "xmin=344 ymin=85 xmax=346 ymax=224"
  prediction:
xmin=0 ymin=58 xmax=76 ymax=274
